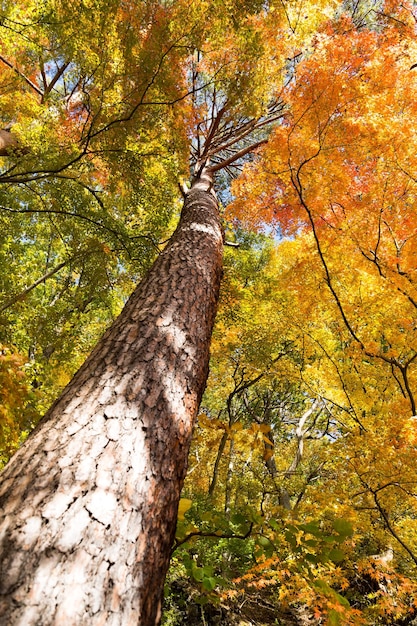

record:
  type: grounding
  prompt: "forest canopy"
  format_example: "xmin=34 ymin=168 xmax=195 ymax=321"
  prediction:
xmin=1 ymin=0 xmax=417 ymax=624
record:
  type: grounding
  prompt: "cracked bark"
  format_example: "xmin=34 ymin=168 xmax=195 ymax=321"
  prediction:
xmin=0 ymin=170 xmax=223 ymax=626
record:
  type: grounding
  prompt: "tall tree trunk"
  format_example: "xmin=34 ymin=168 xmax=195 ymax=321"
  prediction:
xmin=0 ymin=170 xmax=223 ymax=625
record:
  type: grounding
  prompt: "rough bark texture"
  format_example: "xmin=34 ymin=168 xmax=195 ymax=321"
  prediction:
xmin=0 ymin=171 xmax=223 ymax=626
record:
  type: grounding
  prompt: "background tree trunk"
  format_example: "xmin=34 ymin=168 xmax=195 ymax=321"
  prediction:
xmin=0 ymin=171 xmax=223 ymax=625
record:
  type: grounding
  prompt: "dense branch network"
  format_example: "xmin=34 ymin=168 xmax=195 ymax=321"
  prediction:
xmin=291 ymin=155 xmax=417 ymax=416
xmin=190 ymin=89 xmax=285 ymax=178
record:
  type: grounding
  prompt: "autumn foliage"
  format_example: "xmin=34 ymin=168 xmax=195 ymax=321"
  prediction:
xmin=1 ymin=0 xmax=417 ymax=623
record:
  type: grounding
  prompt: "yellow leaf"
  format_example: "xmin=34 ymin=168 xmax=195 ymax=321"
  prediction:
xmin=259 ymin=424 xmax=271 ymax=433
xmin=177 ymin=498 xmax=193 ymax=520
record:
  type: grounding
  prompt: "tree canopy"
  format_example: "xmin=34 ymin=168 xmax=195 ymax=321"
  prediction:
xmin=1 ymin=0 xmax=417 ymax=623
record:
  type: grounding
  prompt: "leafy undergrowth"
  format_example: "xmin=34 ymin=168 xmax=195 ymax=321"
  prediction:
xmin=163 ymin=578 xmax=417 ymax=626
xmin=162 ymin=580 xmax=313 ymax=626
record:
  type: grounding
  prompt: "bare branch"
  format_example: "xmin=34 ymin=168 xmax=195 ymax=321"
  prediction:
xmin=0 ymin=54 xmax=43 ymax=97
xmin=42 ymin=61 xmax=70 ymax=101
xmin=284 ymin=400 xmax=321 ymax=478
xmin=208 ymin=138 xmax=267 ymax=173
xmin=171 ymin=522 xmax=253 ymax=555
xmin=196 ymin=103 xmax=228 ymax=172
xmin=0 ymin=260 xmax=67 ymax=313
xmin=209 ymin=111 xmax=284 ymax=157
xmin=367 ymin=481 xmax=417 ymax=566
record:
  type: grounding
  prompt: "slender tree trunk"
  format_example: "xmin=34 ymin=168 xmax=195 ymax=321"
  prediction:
xmin=224 ymin=438 xmax=235 ymax=515
xmin=208 ymin=430 xmax=228 ymax=497
xmin=0 ymin=170 xmax=223 ymax=625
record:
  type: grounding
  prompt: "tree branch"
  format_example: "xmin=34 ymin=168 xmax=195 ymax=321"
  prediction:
xmin=284 ymin=400 xmax=321 ymax=478
xmin=171 ymin=523 xmax=254 ymax=555
xmin=207 ymin=139 xmax=267 ymax=173
xmin=0 ymin=54 xmax=44 ymax=97
xmin=42 ymin=61 xmax=70 ymax=101
xmin=370 ymin=486 xmax=417 ymax=567
xmin=0 ymin=260 xmax=68 ymax=313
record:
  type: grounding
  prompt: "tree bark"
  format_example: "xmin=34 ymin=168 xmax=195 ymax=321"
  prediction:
xmin=208 ymin=430 xmax=228 ymax=497
xmin=0 ymin=170 xmax=223 ymax=625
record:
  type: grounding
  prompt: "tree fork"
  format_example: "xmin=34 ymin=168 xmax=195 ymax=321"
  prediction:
xmin=0 ymin=170 xmax=223 ymax=625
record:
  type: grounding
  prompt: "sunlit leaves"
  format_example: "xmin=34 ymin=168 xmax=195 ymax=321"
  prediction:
xmin=1 ymin=0 xmax=417 ymax=622
xmin=171 ymin=9 xmax=417 ymax=618
xmin=0 ymin=346 xmax=39 ymax=467
xmin=218 ymin=6 xmax=417 ymax=622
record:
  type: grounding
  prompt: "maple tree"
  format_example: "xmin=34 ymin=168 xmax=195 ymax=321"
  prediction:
xmin=1 ymin=0 xmax=417 ymax=624
xmin=220 ymin=3 xmax=417 ymax=623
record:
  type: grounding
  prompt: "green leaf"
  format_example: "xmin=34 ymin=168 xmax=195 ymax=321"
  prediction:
xmin=328 ymin=548 xmax=345 ymax=563
xmin=300 ymin=522 xmax=320 ymax=531
xmin=321 ymin=535 xmax=339 ymax=543
xmin=285 ymin=531 xmax=297 ymax=548
xmin=328 ymin=609 xmax=342 ymax=626
xmin=312 ymin=580 xmax=350 ymax=608
xmin=313 ymin=579 xmax=333 ymax=594
xmin=202 ymin=576 xmax=217 ymax=591
xmin=332 ymin=519 xmax=353 ymax=537
xmin=195 ymin=594 xmax=209 ymax=605
xmin=247 ymin=509 xmax=264 ymax=524
xmin=286 ymin=524 xmax=299 ymax=534
xmin=175 ymin=521 xmax=187 ymax=541
xmin=335 ymin=592 xmax=350 ymax=608
xmin=202 ymin=565 xmax=214 ymax=577
xmin=191 ymin=563 xmax=204 ymax=582
xmin=305 ymin=553 xmax=319 ymax=564
xmin=257 ymin=535 xmax=272 ymax=547
xmin=231 ymin=512 xmax=247 ymax=525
